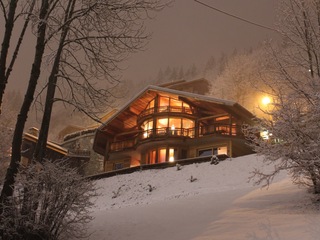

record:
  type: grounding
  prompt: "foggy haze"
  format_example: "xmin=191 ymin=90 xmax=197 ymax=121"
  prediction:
xmin=3 ymin=0 xmax=279 ymax=92
xmin=122 ymin=0 xmax=279 ymax=85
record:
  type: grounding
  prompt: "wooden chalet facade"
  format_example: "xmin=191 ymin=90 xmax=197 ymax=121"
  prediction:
xmin=93 ymin=85 xmax=255 ymax=172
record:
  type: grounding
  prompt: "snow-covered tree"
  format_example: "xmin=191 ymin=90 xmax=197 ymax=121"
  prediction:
xmin=0 ymin=160 xmax=97 ymax=240
xmin=244 ymin=0 xmax=320 ymax=194
xmin=208 ymin=47 xmax=269 ymax=114
xmin=0 ymin=91 xmax=21 ymax=184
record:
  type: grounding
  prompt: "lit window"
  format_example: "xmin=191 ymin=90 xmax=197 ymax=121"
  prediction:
xmin=183 ymin=102 xmax=190 ymax=108
xmin=169 ymin=118 xmax=180 ymax=129
xmin=169 ymin=148 xmax=175 ymax=162
xmin=148 ymin=150 xmax=156 ymax=164
xmin=159 ymin=96 xmax=169 ymax=106
xmin=159 ymin=148 xmax=166 ymax=163
xmin=142 ymin=120 xmax=153 ymax=138
xmin=157 ymin=118 xmax=168 ymax=128
xmin=182 ymin=118 xmax=194 ymax=129
xmin=218 ymin=146 xmax=228 ymax=155
xmin=170 ymin=98 xmax=182 ymax=107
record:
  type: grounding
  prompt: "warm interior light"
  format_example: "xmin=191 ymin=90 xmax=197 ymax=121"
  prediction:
xmin=262 ymin=96 xmax=271 ymax=105
xmin=158 ymin=118 xmax=168 ymax=126
xmin=169 ymin=148 xmax=175 ymax=162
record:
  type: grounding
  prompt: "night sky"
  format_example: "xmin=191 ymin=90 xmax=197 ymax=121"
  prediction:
xmin=122 ymin=0 xmax=279 ymax=84
xmin=3 ymin=0 xmax=279 ymax=92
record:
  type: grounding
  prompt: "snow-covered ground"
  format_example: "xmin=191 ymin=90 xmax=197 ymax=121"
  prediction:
xmin=88 ymin=154 xmax=320 ymax=240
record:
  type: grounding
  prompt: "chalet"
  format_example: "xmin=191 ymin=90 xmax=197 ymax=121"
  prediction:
xmin=21 ymin=128 xmax=89 ymax=175
xmin=93 ymin=85 xmax=255 ymax=172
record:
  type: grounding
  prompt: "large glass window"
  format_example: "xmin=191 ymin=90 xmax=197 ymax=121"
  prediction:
xmin=198 ymin=146 xmax=228 ymax=157
xmin=142 ymin=96 xmax=193 ymax=119
xmin=140 ymin=96 xmax=195 ymax=139
xmin=157 ymin=118 xmax=168 ymax=128
xmin=182 ymin=118 xmax=194 ymax=129
xmin=168 ymin=148 xmax=175 ymax=162
xmin=148 ymin=150 xmax=156 ymax=164
xmin=159 ymin=97 xmax=169 ymax=112
xmin=147 ymin=147 xmax=178 ymax=164
xmin=158 ymin=96 xmax=192 ymax=113
xmin=169 ymin=118 xmax=180 ymax=130
xmin=159 ymin=148 xmax=166 ymax=163
xmin=142 ymin=119 xmax=153 ymax=138
xmin=154 ymin=117 xmax=195 ymax=137
xmin=157 ymin=117 xmax=194 ymax=129
xmin=141 ymin=99 xmax=156 ymax=118
xmin=170 ymin=98 xmax=181 ymax=107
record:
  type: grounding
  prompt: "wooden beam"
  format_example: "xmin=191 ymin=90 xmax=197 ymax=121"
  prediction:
xmin=198 ymin=113 xmax=230 ymax=121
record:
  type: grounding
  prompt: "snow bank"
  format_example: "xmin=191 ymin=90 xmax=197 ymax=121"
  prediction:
xmin=88 ymin=154 xmax=320 ymax=240
xmin=93 ymin=154 xmax=285 ymax=210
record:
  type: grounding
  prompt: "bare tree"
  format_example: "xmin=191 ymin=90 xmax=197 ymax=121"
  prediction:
xmin=243 ymin=0 xmax=320 ymax=194
xmin=0 ymin=0 xmax=168 ymax=216
xmin=32 ymin=0 xmax=167 ymax=161
xmin=0 ymin=0 xmax=35 ymax=109
xmin=1 ymin=160 xmax=97 ymax=240
xmin=0 ymin=0 xmax=51 ymax=213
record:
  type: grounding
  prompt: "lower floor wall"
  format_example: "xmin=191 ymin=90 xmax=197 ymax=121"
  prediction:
xmin=104 ymin=157 xmax=131 ymax=172
xmin=103 ymin=136 xmax=254 ymax=172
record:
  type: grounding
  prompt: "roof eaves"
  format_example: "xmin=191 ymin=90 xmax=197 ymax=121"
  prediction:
xmin=147 ymin=85 xmax=237 ymax=106
xmin=97 ymin=85 xmax=252 ymax=131
xmin=97 ymin=85 xmax=152 ymax=131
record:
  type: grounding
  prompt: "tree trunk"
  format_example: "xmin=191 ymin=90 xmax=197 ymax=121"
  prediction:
xmin=34 ymin=0 xmax=76 ymax=163
xmin=0 ymin=0 xmax=49 ymax=214
xmin=0 ymin=0 xmax=18 ymax=110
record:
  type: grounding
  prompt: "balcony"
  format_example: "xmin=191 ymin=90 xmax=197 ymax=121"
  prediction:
xmin=199 ymin=124 xmax=242 ymax=137
xmin=110 ymin=127 xmax=194 ymax=152
xmin=138 ymin=106 xmax=193 ymax=122
xmin=109 ymin=124 xmax=243 ymax=152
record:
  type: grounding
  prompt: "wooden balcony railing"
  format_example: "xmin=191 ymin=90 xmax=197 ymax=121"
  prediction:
xmin=199 ymin=124 xmax=243 ymax=137
xmin=138 ymin=106 xmax=193 ymax=122
xmin=110 ymin=139 xmax=136 ymax=152
xmin=109 ymin=124 xmax=243 ymax=152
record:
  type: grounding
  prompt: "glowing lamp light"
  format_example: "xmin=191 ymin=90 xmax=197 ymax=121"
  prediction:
xmin=143 ymin=132 xmax=148 ymax=138
xmin=169 ymin=156 xmax=175 ymax=162
xmin=262 ymin=96 xmax=271 ymax=105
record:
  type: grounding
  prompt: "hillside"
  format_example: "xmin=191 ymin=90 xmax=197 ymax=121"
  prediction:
xmin=88 ymin=154 xmax=320 ymax=240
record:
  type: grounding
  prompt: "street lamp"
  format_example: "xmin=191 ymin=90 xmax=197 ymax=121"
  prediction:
xmin=262 ymin=96 xmax=271 ymax=105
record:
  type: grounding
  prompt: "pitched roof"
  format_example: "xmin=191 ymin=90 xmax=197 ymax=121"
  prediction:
xmin=97 ymin=85 xmax=255 ymax=133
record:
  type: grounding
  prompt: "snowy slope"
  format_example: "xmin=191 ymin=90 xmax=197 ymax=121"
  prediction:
xmin=88 ymin=154 xmax=320 ymax=240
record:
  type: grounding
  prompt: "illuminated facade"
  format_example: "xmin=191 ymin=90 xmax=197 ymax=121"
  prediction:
xmin=93 ymin=85 xmax=255 ymax=171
